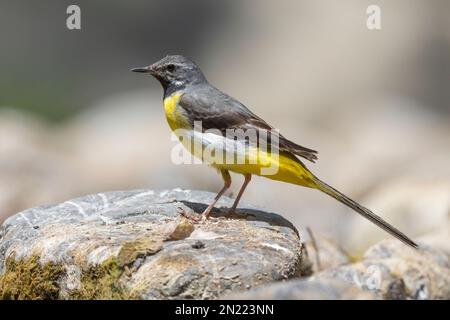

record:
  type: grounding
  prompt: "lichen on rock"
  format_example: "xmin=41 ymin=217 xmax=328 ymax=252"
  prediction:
xmin=69 ymin=257 xmax=130 ymax=300
xmin=0 ymin=255 xmax=64 ymax=300
xmin=117 ymin=238 xmax=163 ymax=268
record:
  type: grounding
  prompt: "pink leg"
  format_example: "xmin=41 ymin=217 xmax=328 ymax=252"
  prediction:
xmin=199 ymin=185 xmax=228 ymax=218
xmin=179 ymin=170 xmax=231 ymax=221
xmin=201 ymin=170 xmax=232 ymax=218
xmin=228 ymin=174 xmax=251 ymax=214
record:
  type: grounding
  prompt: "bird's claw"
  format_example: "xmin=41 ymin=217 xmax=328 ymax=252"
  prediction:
xmin=177 ymin=207 xmax=202 ymax=222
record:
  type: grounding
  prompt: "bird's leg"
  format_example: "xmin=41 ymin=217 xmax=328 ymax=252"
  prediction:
xmin=228 ymin=174 xmax=251 ymax=215
xmin=201 ymin=170 xmax=232 ymax=219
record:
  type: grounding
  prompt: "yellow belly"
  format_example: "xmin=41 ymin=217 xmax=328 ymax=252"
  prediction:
xmin=212 ymin=149 xmax=315 ymax=187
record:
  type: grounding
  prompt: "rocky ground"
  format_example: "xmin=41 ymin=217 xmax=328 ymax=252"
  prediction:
xmin=0 ymin=189 xmax=448 ymax=300
xmin=0 ymin=189 xmax=304 ymax=299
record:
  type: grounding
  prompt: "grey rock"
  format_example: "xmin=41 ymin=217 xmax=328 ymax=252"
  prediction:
xmin=226 ymin=277 xmax=376 ymax=300
xmin=304 ymin=235 xmax=351 ymax=273
xmin=0 ymin=189 xmax=303 ymax=300
xmin=314 ymin=240 xmax=450 ymax=300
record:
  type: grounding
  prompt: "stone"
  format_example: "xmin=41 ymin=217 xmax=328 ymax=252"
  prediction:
xmin=0 ymin=189 xmax=303 ymax=300
xmin=314 ymin=240 xmax=450 ymax=300
xmin=226 ymin=277 xmax=376 ymax=300
xmin=303 ymin=234 xmax=351 ymax=273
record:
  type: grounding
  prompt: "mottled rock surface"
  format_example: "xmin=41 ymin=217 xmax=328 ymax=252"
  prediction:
xmin=304 ymin=236 xmax=351 ymax=273
xmin=226 ymin=277 xmax=376 ymax=300
xmin=229 ymin=239 xmax=450 ymax=300
xmin=0 ymin=189 xmax=303 ymax=300
xmin=314 ymin=240 xmax=450 ymax=300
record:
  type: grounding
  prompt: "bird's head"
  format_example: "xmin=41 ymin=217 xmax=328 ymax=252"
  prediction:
xmin=131 ymin=55 xmax=206 ymax=91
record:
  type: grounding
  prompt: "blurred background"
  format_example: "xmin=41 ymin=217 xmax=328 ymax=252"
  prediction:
xmin=1 ymin=0 xmax=449 ymax=254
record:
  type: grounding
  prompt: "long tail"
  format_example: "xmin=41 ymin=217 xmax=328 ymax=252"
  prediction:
xmin=313 ymin=176 xmax=418 ymax=249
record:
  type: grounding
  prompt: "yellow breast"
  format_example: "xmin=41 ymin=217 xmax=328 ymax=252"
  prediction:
xmin=163 ymin=92 xmax=191 ymax=131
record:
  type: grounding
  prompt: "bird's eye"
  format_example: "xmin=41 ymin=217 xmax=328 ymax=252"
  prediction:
xmin=166 ymin=64 xmax=176 ymax=72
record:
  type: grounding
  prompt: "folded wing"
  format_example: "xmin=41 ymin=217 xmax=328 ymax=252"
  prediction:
xmin=179 ymin=87 xmax=318 ymax=162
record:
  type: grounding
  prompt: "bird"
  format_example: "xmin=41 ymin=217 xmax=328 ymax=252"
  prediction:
xmin=131 ymin=55 xmax=418 ymax=249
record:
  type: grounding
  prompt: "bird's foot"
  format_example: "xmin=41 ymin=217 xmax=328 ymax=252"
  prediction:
xmin=177 ymin=207 xmax=202 ymax=222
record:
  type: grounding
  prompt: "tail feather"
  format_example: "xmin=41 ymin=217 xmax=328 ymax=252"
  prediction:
xmin=313 ymin=177 xmax=418 ymax=249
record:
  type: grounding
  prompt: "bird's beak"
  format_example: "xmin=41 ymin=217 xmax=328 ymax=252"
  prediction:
xmin=131 ymin=66 xmax=152 ymax=73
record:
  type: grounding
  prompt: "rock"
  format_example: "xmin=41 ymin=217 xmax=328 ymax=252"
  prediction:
xmin=303 ymin=234 xmax=351 ymax=273
xmin=314 ymin=240 xmax=450 ymax=300
xmin=0 ymin=189 xmax=304 ymax=300
xmin=226 ymin=277 xmax=376 ymax=300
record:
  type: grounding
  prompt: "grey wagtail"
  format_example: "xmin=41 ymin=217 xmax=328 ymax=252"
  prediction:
xmin=132 ymin=55 xmax=418 ymax=248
